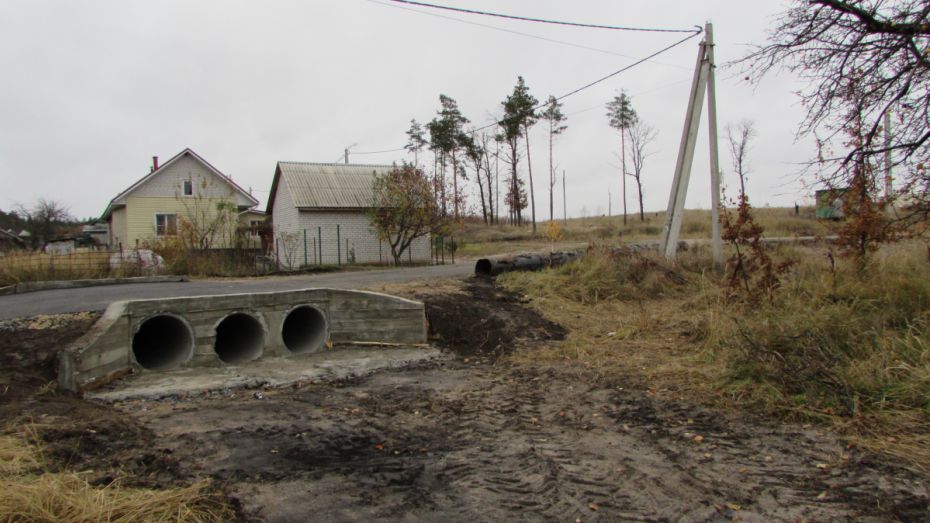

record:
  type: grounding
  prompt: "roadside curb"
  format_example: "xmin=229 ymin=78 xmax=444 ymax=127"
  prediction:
xmin=0 ymin=275 xmax=189 ymax=297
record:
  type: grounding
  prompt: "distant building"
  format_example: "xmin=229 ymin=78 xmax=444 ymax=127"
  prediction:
xmin=815 ymin=188 xmax=848 ymax=220
xmin=0 ymin=229 xmax=25 ymax=252
xmin=266 ymin=162 xmax=431 ymax=268
xmin=44 ymin=237 xmax=79 ymax=255
xmin=82 ymin=222 xmax=110 ymax=246
xmin=101 ymin=148 xmax=259 ymax=250
xmin=238 ymin=209 xmax=268 ymax=250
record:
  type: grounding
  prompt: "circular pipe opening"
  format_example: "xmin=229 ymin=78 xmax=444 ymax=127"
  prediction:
xmin=214 ymin=313 xmax=265 ymax=364
xmin=132 ymin=314 xmax=193 ymax=370
xmin=475 ymin=259 xmax=493 ymax=276
xmin=282 ymin=306 xmax=327 ymax=354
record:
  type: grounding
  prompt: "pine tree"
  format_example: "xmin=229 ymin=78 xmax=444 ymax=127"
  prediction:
xmin=404 ymin=119 xmax=427 ymax=168
xmin=540 ymin=95 xmax=567 ymax=223
xmin=501 ymin=77 xmax=538 ymax=231
xmin=606 ymin=91 xmax=638 ymax=225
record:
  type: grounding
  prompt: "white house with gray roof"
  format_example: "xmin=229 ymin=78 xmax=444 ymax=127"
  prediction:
xmin=266 ymin=162 xmax=431 ymax=268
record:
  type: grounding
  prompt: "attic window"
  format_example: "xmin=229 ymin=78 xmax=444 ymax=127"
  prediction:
xmin=183 ymin=180 xmax=193 ymax=196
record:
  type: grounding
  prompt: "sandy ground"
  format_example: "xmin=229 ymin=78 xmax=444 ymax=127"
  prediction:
xmin=1 ymin=280 xmax=928 ymax=522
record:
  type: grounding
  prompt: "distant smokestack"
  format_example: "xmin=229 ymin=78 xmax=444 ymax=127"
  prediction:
xmin=152 ymin=156 xmax=159 ymax=172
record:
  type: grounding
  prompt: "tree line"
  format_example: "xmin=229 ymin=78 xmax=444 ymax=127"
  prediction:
xmin=398 ymin=77 xmax=658 ymax=234
xmin=369 ymin=77 xmax=660 ymax=262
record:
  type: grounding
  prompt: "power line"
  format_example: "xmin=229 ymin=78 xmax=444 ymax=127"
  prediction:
xmin=337 ymin=32 xmax=700 ymax=154
xmin=565 ymin=79 xmax=692 ymax=117
xmin=385 ymin=0 xmax=701 ymax=34
xmin=366 ymin=0 xmax=688 ymax=69
xmin=353 ymin=147 xmax=408 ymax=155
xmin=471 ymin=31 xmax=702 ymax=133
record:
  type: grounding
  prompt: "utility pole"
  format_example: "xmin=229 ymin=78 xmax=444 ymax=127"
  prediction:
xmin=342 ymin=143 xmax=358 ymax=165
xmin=562 ymin=170 xmax=567 ymax=223
xmin=660 ymin=22 xmax=722 ymax=264
xmin=705 ymin=23 xmax=722 ymax=266
xmin=608 ymin=188 xmax=612 ymax=216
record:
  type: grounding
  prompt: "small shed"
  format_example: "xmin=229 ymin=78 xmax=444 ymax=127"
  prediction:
xmin=266 ymin=162 xmax=431 ymax=268
xmin=44 ymin=237 xmax=79 ymax=255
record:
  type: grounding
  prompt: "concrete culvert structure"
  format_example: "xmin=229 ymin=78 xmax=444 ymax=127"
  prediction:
xmin=214 ymin=313 xmax=265 ymax=364
xmin=132 ymin=314 xmax=193 ymax=370
xmin=282 ymin=305 xmax=327 ymax=354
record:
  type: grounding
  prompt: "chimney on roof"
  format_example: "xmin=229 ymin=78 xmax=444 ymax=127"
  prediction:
xmin=152 ymin=156 xmax=159 ymax=172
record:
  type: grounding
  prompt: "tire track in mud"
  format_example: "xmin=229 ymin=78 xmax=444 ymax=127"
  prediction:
xmin=123 ymin=363 xmax=929 ymax=522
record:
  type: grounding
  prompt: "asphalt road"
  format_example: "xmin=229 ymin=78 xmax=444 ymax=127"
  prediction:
xmin=0 ymin=263 xmax=472 ymax=319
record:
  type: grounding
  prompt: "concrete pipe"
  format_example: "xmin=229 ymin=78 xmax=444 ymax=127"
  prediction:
xmin=281 ymin=305 xmax=328 ymax=354
xmin=214 ymin=312 xmax=265 ymax=364
xmin=131 ymin=314 xmax=194 ymax=370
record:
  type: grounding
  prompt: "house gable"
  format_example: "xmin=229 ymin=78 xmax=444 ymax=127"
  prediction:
xmin=102 ymin=148 xmax=258 ymax=219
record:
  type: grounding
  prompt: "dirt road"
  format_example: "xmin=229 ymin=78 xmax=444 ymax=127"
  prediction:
xmin=118 ymin=361 xmax=927 ymax=522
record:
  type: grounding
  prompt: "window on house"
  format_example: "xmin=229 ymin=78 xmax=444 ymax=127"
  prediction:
xmin=155 ymin=214 xmax=178 ymax=236
xmin=250 ymin=220 xmax=262 ymax=237
xmin=183 ymin=180 xmax=193 ymax=196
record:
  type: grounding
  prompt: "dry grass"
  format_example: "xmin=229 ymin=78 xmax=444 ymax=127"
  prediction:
xmin=499 ymin=246 xmax=726 ymax=390
xmin=500 ymin=241 xmax=930 ymax=473
xmin=457 ymin=206 xmax=828 ymax=257
xmin=0 ymin=426 xmax=232 ymax=523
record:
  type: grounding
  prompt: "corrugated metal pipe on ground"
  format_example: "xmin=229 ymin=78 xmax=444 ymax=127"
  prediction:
xmin=474 ymin=241 xmax=690 ymax=277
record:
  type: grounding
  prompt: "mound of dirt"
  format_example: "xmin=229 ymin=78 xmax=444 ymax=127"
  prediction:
xmin=0 ymin=312 xmax=99 ymax=387
xmin=415 ymin=279 xmax=565 ymax=360
xmin=0 ymin=312 xmax=185 ymax=489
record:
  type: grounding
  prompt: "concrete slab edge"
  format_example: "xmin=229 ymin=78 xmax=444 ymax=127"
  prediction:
xmin=0 ymin=275 xmax=188 ymax=296
xmin=88 ymin=347 xmax=447 ymax=402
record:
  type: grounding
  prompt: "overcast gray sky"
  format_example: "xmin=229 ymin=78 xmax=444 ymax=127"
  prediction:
xmin=0 ymin=0 xmax=814 ymax=220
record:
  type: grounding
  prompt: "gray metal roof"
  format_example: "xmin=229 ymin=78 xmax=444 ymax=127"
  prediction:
xmin=277 ymin=162 xmax=396 ymax=209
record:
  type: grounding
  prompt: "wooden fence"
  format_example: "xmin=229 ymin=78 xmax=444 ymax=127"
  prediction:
xmin=0 ymin=250 xmax=116 ymax=284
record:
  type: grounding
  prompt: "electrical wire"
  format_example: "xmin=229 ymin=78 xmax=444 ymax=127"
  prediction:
xmin=366 ymin=0 xmax=689 ymax=68
xmin=352 ymin=147 xmax=408 ymax=155
xmin=347 ymin=2 xmax=703 ymax=155
xmin=471 ymin=30 xmax=702 ymax=133
xmin=565 ymin=79 xmax=692 ymax=117
xmin=337 ymin=33 xmax=700 ymax=157
xmin=385 ymin=0 xmax=701 ymax=34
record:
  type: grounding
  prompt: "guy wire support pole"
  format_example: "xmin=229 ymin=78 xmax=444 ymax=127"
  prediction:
xmin=705 ymin=23 xmax=723 ymax=266
xmin=660 ymin=22 xmax=722 ymax=264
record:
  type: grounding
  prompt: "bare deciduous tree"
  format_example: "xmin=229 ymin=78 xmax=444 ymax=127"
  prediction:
xmin=627 ymin=121 xmax=657 ymax=222
xmin=15 ymin=199 xmax=73 ymax=246
xmin=740 ymin=0 xmax=930 ymax=210
xmin=727 ymin=120 xmax=757 ymax=195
